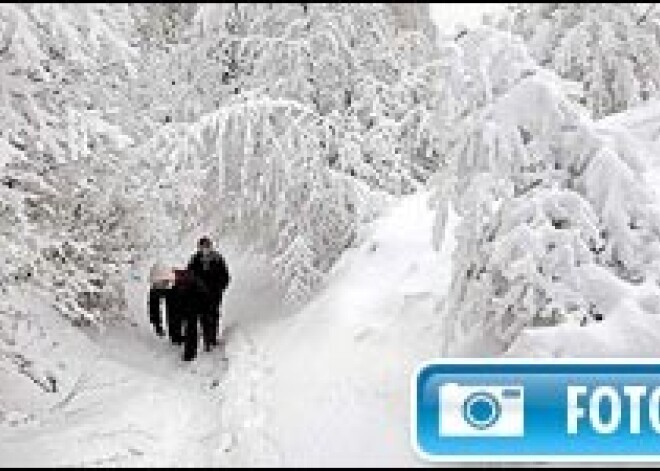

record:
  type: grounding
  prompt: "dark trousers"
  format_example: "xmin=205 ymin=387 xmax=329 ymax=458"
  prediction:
xmin=183 ymin=310 xmax=201 ymax=361
xmin=148 ymin=288 xmax=183 ymax=344
xmin=166 ymin=293 xmax=184 ymax=344
xmin=148 ymin=287 xmax=167 ymax=332
xmin=180 ymin=292 xmax=225 ymax=361
xmin=203 ymin=293 xmax=223 ymax=347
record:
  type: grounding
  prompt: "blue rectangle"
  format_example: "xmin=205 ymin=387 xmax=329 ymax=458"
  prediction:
xmin=414 ymin=361 xmax=660 ymax=461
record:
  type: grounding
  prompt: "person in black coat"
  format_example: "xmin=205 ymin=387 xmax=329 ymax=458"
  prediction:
xmin=148 ymin=267 xmax=212 ymax=362
xmin=187 ymin=237 xmax=231 ymax=351
xmin=172 ymin=269 xmax=212 ymax=362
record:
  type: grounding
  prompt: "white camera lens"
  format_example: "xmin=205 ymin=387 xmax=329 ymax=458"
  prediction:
xmin=462 ymin=392 xmax=501 ymax=430
xmin=440 ymin=384 xmax=524 ymax=437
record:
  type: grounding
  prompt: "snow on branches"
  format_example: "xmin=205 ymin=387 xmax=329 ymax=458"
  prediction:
xmin=153 ymin=3 xmax=442 ymax=192
xmin=134 ymin=3 xmax=441 ymax=302
xmin=143 ymin=99 xmax=367 ymax=303
xmin=432 ymin=27 xmax=660 ymax=355
xmin=0 ymin=4 xmax=147 ymax=324
xmin=504 ymin=3 xmax=660 ymax=117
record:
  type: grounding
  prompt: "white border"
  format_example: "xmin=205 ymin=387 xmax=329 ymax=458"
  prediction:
xmin=410 ymin=357 xmax=660 ymax=463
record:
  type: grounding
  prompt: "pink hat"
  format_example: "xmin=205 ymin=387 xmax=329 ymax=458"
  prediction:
xmin=149 ymin=264 xmax=176 ymax=285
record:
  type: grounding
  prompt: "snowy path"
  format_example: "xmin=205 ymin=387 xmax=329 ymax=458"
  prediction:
xmin=0 ymin=284 xmax=236 ymax=467
xmin=0 ymin=192 xmax=455 ymax=466
xmin=0 ymin=259 xmax=278 ymax=466
xmin=235 ymin=191 xmax=456 ymax=466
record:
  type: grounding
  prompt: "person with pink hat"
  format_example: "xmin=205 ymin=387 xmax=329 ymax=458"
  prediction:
xmin=148 ymin=264 xmax=180 ymax=342
xmin=148 ymin=263 xmax=213 ymax=362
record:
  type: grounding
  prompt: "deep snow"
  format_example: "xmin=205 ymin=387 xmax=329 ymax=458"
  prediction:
xmin=5 ymin=101 xmax=660 ymax=466
xmin=0 ymin=191 xmax=456 ymax=467
xmin=248 ymin=191 xmax=456 ymax=467
xmin=5 ymin=100 xmax=660 ymax=466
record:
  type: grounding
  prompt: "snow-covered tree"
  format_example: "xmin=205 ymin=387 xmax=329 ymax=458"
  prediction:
xmin=137 ymin=100 xmax=364 ymax=302
xmin=432 ymin=27 xmax=660 ymax=354
xmin=503 ymin=3 xmax=660 ymax=117
xmin=132 ymin=3 xmax=440 ymax=302
xmin=0 ymin=4 xmax=151 ymax=323
xmin=0 ymin=3 xmax=439 ymax=316
xmin=148 ymin=3 xmax=442 ymax=192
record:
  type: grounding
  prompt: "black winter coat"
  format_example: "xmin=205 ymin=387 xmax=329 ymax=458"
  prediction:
xmin=187 ymin=250 xmax=230 ymax=296
xmin=171 ymin=269 xmax=212 ymax=317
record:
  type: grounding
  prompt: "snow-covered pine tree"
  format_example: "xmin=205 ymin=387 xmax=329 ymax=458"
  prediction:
xmin=503 ymin=3 xmax=660 ymax=118
xmin=0 ymin=4 xmax=150 ymax=323
xmin=432 ymin=27 xmax=660 ymax=355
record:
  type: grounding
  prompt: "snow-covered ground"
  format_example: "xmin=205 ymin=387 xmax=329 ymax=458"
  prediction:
xmin=7 ymin=3 xmax=660 ymax=468
xmin=5 ymin=99 xmax=660 ymax=465
xmin=5 ymin=100 xmax=660 ymax=465
xmin=246 ymin=191 xmax=456 ymax=467
xmin=0 ymin=191 xmax=456 ymax=467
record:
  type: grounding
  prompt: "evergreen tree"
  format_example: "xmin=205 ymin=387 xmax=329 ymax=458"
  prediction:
xmin=504 ymin=3 xmax=660 ymax=117
xmin=433 ymin=27 xmax=660 ymax=354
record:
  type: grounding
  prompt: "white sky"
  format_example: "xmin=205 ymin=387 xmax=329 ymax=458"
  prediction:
xmin=429 ymin=3 xmax=509 ymax=33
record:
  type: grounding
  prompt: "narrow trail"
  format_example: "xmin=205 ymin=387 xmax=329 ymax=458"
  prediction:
xmin=0 ymin=254 xmax=279 ymax=467
xmin=0 ymin=191 xmax=456 ymax=467
xmin=236 ymin=191 xmax=457 ymax=467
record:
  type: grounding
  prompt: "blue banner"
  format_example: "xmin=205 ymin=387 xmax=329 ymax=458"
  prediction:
xmin=413 ymin=360 xmax=660 ymax=462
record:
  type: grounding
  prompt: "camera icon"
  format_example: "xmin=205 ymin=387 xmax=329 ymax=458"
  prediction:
xmin=439 ymin=383 xmax=525 ymax=437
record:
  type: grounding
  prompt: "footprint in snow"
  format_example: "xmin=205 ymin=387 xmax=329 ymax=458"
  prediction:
xmin=354 ymin=326 xmax=374 ymax=342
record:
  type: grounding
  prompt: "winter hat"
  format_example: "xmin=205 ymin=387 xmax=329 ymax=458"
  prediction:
xmin=149 ymin=263 xmax=175 ymax=285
